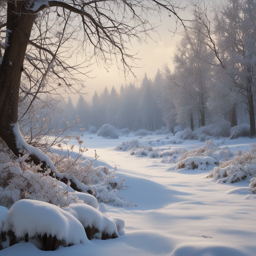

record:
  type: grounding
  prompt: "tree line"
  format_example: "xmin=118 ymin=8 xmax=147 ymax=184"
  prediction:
xmin=59 ymin=72 xmax=165 ymax=131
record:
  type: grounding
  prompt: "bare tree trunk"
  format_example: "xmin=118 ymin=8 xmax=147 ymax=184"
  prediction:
xmin=190 ymin=113 xmax=194 ymax=131
xmin=0 ymin=3 xmax=91 ymax=193
xmin=0 ymin=2 xmax=36 ymax=157
xmin=230 ymin=104 xmax=237 ymax=127
xmin=248 ymin=84 xmax=255 ymax=138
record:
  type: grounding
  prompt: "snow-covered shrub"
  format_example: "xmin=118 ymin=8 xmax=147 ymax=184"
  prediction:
xmin=230 ymin=124 xmax=250 ymax=139
xmin=154 ymin=127 xmax=168 ymax=135
xmin=119 ymin=128 xmax=130 ymax=135
xmin=203 ymin=120 xmax=230 ymax=138
xmin=250 ymin=176 xmax=256 ymax=193
xmin=175 ymin=140 xmax=233 ymax=171
xmin=174 ymin=126 xmax=182 ymax=134
xmin=0 ymin=150 xmax=127 ymax=208
xmin=116 ymin=140 xmax=140 ymax=151
xmin=176 ymin=121 xmax=230 ymax=141
xmin=49 ymin=153 xmax=127 ymax=207
xmin=177 ymin=156 xmax=217 ymax=170
xmin=207 ymin=145 xmax=256 ymax=183
xmin=63 ymin=203 xmax=119 ymax=240
xmin=0 ymin=153 xmax=83 ymax=208
xmin=88 ymin=125 xmax=97 ymax=134
xmin=2 ymin=199 xmax=122 ymax=250
xmin=7 ymin=199 xmax=88 ymax=248
xmin=97 ymin=124 xmax=119 ymax=139
xmin=176 ymin=128 xmax=196 ymax=140
xmin=130 ymin=145 xmax=153 ymax=157
xmin=135 ymin=129 xmax=149 ymax=136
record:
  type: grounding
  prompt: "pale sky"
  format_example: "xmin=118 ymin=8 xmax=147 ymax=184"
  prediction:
xmin=68 ymin=8 xmax=184 ymax=105
xmin=68 ymin=0 xmax=219 ymax=105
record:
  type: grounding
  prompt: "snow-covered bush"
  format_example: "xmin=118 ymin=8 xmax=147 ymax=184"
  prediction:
xmin=175 ymin=140 xmax=234 ymax=171
xmin=177 ymin=156 xmax=217 ymax=170
xmin=0 ymin=153 xmax=95 ymax=208
xmin=116 ymin=140 xmax=140 ymax=151
xmin=176 ymin=128 xmax=196 ymax=140
xmin=135 ymin=129 xmax=149 ymax=136
xmin=198 ymin=120 xmax=230 ymax=138
xmin=176 ymin=121 xmax=230 ymax=141
xmin=7 ymin=199 xmax=88 ymax=248
xmin=0 ymin=150 xmax=127 ymax=208
xmin=1 ymin=199 xmax=124 ymax=250
xmin=154 ymin=127 xmax=169 ymax=135
xmin=174 ymin=126 xmax=182 ymax=134
xmin=63 ymin=203 xmax=119 ymax=240
xmin=230 ymin=124 xmax=250 ymax=139
xmin=250 ymin=176 xmax=256 ymax=193
xmin=208 ymin=145 xmax=256 ymax=183
xmin=130 ymin=146 xmax=153 ymax=157
xmin=49 ymin=153 xmax=127 ymax=207
xmin=97 ymin=124 xmax=119 ymax=139
xmin=119 ymin=128 xmax=130 ymax=135
xmin=88 ymin=125 xmax=97 ymax=134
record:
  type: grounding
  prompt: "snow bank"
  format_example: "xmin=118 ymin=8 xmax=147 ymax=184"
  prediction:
xmin=8 ymin=199 xmax=88 ymax=246
xmin=230 ymin=124 xmax=250 ymax=139
xmin=63 ymin=203 xmax=120 ymax=240
xmin=97 ymin=124 xmax=119 ymax=139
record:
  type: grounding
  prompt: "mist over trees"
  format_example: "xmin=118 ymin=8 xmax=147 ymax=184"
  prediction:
xmin=59 ymin=0 xmax=256 ymax=138
xmin=61 ymin=72 xmax=166 ymax=131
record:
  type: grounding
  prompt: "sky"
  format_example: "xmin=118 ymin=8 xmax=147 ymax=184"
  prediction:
xmin=67 ymin=4 xmax=186 ymax=105
xmin=67 ymin=0 xmax=220 ymax=105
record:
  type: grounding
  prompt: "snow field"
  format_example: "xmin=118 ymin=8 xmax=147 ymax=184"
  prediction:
xmin=2 ymin=133 xmax=256 ymax=255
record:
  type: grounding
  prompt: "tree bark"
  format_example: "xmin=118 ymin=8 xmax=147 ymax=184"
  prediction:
xmin=230 ymin=104 xmax=237 ymax=127
xmin=190 ymin=113 xmax=194 ymax=131
xmin=0 ymin=3 xmax=92 ymax=193
xmin=247 ymin=84 xmax=255 ymax=138
xmin=0 ymin=2 xmax=36 ymax=156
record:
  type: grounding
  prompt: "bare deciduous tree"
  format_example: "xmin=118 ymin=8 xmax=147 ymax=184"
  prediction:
xmin=0 ymin=0 xmax=185 ymax=189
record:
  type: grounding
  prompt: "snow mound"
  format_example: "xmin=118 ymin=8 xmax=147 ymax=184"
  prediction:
xmin=63 ymin=203 xmax=120 ymax=240
xmin=8 ymin=199 xmax=88 ymax=246
xmin=97 ymin=124 xmax=119 ymax=139
xmin=208 ymin=145 xmax=256 ymax=184
xmin=230 ymin=124 xmax=250 ymax=139
xmin=177 ymin=156 xmax=217 ymax=170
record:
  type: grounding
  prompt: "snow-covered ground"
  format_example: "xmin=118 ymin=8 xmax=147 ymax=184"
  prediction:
xmin=3 ymin=133 xmax=256 ymax=256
